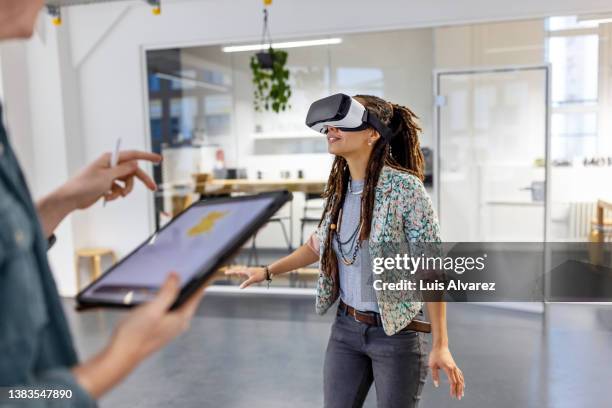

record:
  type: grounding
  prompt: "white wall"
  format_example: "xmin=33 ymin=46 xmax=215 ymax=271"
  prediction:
xmin=434 ymin=19 xmax=546 ymax=68
xmin=3 ymin=0 xmax=612 ymax=295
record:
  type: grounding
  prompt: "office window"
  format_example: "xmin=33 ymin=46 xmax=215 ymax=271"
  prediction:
xmin=546 ymin=17 xmax=600 ymax=161
xmin=551 ymin=111 xmax=598 ymax=159
xmin=201 ymin=69 xmax=231 ymax=86
xmin=202 ymin=94 xmax=232 ymax=136
xmin=170 ymin=97 xmax=198 ymax=142
xmin=547 ymin=16 xmax=599 ymax=31
xmin=148 ymin=73 xmax=162 ymax=93
xmin=549 ymin=35 xmax=598 ymax=105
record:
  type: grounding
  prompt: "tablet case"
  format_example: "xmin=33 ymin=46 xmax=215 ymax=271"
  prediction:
xmin=76 ymin=190 xmax=293 ymax=310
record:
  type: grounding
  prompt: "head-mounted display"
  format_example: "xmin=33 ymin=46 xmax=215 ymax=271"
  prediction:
xmin=305 ymin=93 xmax=393 ymax=142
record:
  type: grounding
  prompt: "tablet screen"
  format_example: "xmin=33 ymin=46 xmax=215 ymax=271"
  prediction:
xmin=79 ymin=195 xmax=279 ymax=306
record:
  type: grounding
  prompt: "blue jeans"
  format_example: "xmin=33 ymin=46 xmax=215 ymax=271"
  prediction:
xmin=323 ymin=310 xmax=428 ymax=408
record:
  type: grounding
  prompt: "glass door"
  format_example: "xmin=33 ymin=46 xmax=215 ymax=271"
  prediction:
xmin=435 ymin=66 xmax=551 ymax=242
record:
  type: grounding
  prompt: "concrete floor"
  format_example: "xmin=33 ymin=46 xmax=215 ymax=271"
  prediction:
xmin=62 ymin=295 xmax=612 ymax=408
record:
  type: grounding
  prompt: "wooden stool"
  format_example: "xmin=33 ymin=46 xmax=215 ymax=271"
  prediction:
xmin=589 ymin=200 xmax=612 ymax=265
xmin=75 ymin=248 xmax=117 ymax=291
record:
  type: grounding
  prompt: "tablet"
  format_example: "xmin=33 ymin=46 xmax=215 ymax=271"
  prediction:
xmin=76 ymin=191 xmax=292 ymax=310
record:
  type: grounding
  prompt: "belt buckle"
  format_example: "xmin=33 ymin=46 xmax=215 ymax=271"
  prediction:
xmin=352 ymin=310 xmax=362 ymax=323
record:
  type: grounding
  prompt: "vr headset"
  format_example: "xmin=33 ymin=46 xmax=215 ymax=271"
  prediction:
xmin=305 ymin=93 xmax=393 ymax=142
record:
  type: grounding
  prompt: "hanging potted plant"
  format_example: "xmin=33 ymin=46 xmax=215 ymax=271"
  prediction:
xmin=255 ymin=48 xmax=275 ymax=69
xmin=250 ymin=47 xmax=291 ymax=112
xmin=250 ymin=7 xmax=291 ymax=113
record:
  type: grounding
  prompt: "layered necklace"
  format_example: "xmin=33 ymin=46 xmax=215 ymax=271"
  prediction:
xmin=334 ymin=179 xmax=363 ymax=265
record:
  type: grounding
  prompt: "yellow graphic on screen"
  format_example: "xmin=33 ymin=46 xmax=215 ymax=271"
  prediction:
xmin=188 ymin=211 xmax=229 ymax=237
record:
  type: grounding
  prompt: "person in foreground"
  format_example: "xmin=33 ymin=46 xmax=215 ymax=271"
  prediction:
xmin=227 ymin=94 xmax=465 ymax=407
xmin=1 ymin=1 xmax=206 ymax=406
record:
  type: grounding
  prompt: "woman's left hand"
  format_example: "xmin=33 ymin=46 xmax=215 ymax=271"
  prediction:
xmin=428 ymin=346 xmax=465 ymax=400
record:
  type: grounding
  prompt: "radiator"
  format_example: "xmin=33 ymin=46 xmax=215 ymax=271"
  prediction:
xmin=568 ymin=202 xmax=598 ymax=240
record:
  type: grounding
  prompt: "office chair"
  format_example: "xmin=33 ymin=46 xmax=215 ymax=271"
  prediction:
xmin=300 ymin=192 xmax=323 ymax=245
xmin=247 ymin=201 xmax=293 ymax=266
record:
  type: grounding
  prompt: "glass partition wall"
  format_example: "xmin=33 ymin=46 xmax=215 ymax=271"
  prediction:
xmin=143 ymin=17 xmax=612 ymax=294
xmin=435 ymin=66 xmax=550 ymax=314
xmin=435 ymin=66 xmax=550 ymax=242
xmin=144 ymin=28 xmax=438 ymax=293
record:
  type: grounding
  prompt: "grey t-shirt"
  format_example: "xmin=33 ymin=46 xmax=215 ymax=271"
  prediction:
xmin=332 ymin=179 xmax=380 ymax=313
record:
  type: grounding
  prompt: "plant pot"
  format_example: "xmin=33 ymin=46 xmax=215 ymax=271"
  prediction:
xmin=256 ymin=51 xmax=274 ymax=69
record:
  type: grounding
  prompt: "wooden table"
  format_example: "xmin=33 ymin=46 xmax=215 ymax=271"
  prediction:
xmin=193 ymin=178 xmax=326 ymax=250
xmin=194 ymin=178 xmax=327 ymax=196
xmin=594 ymin=199 xmax=612 ymax=243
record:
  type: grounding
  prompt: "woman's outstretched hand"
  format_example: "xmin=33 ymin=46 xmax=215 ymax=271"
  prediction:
xmin=428 ymin=346 xmax=465 ymax=400
xmin=225 ymin=266 xmax=267 ymax=289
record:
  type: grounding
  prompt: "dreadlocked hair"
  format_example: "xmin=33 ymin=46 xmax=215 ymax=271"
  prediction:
xmin=318 ymin=95 xmax=425 ymax=298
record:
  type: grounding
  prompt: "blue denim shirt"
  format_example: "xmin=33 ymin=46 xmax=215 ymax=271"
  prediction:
xmin=0 ymin=103 xmax=95 ymax=407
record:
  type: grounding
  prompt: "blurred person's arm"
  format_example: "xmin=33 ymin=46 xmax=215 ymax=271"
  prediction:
xmin=36 ymin=151 xmax=161 ymax=238
xmin=225 ymin=233 xmax=319 ymax=288
xmin=0 ymin=274 xmax=207 ymax=407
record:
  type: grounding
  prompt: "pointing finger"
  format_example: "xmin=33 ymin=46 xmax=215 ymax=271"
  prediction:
xmin=133 ymin=167 xmax=157 ymax=191
xmin=117 ymin=150 xmax=162 ymax=164
xmin=111 ymin=161 xmax=138 ymax=179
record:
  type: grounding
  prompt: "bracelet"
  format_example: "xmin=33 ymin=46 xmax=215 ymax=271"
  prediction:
xmin=264 ymin=266 xmax=272 ymax=288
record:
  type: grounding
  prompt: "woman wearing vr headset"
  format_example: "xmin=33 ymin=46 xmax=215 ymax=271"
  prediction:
xmin=227 ymin=94 xmax=464 ymax=407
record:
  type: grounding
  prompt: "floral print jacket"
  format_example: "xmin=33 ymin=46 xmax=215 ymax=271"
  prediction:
xmin=312 ymin=166 xmax=441 ymax=335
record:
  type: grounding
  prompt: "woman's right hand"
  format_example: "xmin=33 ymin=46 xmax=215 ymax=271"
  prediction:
xmin=225 ymin=266 xmax=267 ymax=289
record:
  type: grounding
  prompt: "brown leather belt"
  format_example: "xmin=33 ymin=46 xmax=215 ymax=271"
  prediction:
xmin=338 ymin=300 xmax=431 ymax=333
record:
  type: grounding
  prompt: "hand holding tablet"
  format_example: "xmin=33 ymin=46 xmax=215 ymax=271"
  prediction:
xmin=77 ymin=191 xmax=292 ymax=310
xmin=73 ymin=272 xmax=208 ymax=398
xmin=110 ymin=273 xmax=203 ymax=360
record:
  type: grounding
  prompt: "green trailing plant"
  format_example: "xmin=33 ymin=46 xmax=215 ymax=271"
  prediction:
xmin=250 ymin=47 xmax=292 ymax=113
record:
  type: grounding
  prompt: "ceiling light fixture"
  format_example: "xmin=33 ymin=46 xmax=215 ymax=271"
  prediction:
xmin=577 ymin=13 xmax=612 ymax=24
xmin=222 ymin=38 xmax=342 ymax=53
xmin=154 ymin=72 xmax=228 ymax=92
